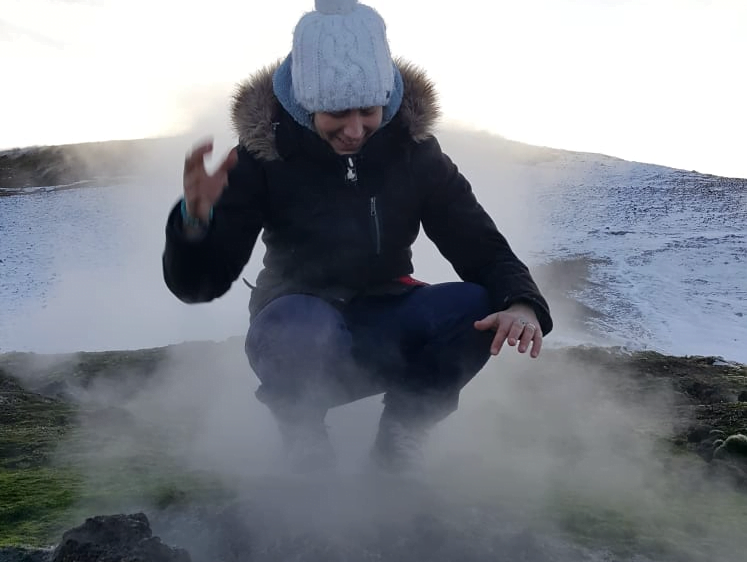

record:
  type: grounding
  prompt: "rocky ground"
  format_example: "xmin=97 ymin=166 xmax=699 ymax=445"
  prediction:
xmin=1 ymin=342 xmax=746 ymax=561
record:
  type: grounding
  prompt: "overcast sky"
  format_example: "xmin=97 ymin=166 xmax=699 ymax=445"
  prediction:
xmin=1 ymin=0 xmax=745 ymax=178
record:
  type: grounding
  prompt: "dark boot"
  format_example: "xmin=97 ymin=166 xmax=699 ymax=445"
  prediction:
xmin=272 ymin=408 xmax=336 ymax=474
xmin=371 ymin=406 xmax=430 ymax=475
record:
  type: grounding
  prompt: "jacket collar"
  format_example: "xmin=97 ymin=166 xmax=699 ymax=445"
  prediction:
xmin=231 ymin=58 xmax=440 ymax=162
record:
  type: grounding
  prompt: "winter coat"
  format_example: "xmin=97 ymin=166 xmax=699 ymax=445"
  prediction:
xmin=162 ymin=60 xmax=553 ymax=336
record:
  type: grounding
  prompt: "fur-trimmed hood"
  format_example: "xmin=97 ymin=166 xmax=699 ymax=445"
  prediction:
xmin=231 ymin=58 xmax=440 ymax=162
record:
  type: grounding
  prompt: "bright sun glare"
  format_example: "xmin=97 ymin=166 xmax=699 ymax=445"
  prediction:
xmin=2 ymin=0 xmax=746 ymax=177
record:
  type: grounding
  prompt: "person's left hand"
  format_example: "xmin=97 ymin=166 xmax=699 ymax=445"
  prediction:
xmin=474 ymin=302 xmax=543 ymax=358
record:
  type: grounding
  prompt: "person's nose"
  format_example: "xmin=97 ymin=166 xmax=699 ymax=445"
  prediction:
xmin=343 ymin=112 xmax=364 ymax=140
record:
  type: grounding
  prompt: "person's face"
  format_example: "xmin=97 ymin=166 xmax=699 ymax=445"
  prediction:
xmin=313 ymin=107 xmax=384 ymax=155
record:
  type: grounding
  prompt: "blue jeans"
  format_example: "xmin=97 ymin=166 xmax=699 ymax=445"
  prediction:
xmin=245 ymin=282 xmax=493 ymax=425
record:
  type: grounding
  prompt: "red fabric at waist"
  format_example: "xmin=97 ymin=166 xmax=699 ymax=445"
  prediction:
xmin=395 ymin=275 xmax=429 ymax=287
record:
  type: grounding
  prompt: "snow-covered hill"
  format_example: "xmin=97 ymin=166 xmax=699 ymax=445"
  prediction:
xmin=1 ymin=131 xmax=745 ymax=362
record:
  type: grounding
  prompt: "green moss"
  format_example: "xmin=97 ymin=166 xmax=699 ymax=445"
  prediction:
xmin=0 ymin=459 xmax=231 ymax=546
xmin=0 ymin=468 xmax=81 ymax=546
xmin=544 ymin=474 xmax=747 ymax=562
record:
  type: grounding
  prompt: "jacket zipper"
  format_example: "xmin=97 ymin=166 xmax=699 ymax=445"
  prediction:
xmin=344 ymin=156 xmax=380 ymax=255
xmin=370 ymin=196 xmax=381 ymax=255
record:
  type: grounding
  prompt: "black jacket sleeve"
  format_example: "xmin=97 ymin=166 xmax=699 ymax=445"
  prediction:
xmin=162 ymin=146 xmax=266 ymax=303
xmin=416 ymin=137 xmax=553 ymax=335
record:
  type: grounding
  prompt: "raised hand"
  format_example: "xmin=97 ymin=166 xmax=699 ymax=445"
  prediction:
xmin=183 ymin=139 xmax=238 ymax=223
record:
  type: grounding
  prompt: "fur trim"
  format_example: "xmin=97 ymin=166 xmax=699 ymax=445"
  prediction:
xmin=231 ymin=58 xmax=440 ymax=161
xmin=231 ymin=61 xmax=283 ymax=162
xmin=394 ymin=58 xmax=440 ymax=142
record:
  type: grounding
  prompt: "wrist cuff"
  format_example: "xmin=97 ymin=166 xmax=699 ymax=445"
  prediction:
xmin=181 ymin=198 xmax=213 ymax=229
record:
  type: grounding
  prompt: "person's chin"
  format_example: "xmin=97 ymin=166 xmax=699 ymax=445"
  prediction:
xmin=334 ymin=139 xmax=363 ymax=154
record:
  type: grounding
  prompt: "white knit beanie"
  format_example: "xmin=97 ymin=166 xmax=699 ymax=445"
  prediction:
xmin=291 ymin=0 xmax=395 ymax=113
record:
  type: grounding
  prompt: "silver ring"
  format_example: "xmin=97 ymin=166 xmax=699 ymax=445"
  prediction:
xmin=525 ymin=323 xmax=537 ymax=331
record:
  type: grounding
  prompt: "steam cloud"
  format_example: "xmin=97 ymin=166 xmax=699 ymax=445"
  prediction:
xmin=4 ymin=89 xmax=747 ymax=561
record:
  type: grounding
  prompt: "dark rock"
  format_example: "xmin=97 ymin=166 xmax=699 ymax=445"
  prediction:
xmin=709 ymin=429 xmax=726 ymax=438
xmin=58 ymin=512 xmax=151 ymax=546
xmin=715 ymin=434 xmax=747 ymax=461
xmin=738 ymin=391 xmax=747 ymax=402
xmin=51 ymin=513 xmax=190 ymax=562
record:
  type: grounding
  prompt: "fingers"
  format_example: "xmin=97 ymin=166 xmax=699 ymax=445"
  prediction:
xmin=510 ymin=320 xmax=542 ymax=358
xmin=474 ymin=314 xmax=506 ymax=355
xmin=184 ymin=139 xmax=214 ymax=174
xmin=492 ymin=316 xmax=512 ymax=356
xmin=516 ymin=321 xmax=534 ymax=352
xmin=530 ymin=330 xmax=543 ymax=358
xmin=489 ymin=331 xmax=505 ymax=356
xmin=184 ymin=143 xmax=237 ymax=187
xmin=506 ymin=319 xmax=526 ymax=348
xmin=473 ymin=315 xmax=497 ymax=331
xmin=477 ymin=312 xmax=543 ymax=358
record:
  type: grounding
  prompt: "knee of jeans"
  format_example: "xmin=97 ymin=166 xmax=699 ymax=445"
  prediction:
xmin=453 ymin=282 xmax=492 ymax=322
xmin=245 ymin=294 xmax=348 ymax=372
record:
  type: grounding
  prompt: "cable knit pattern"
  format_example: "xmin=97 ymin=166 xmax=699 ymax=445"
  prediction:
xmin=291 ymin=0 xmax=394 ymax=112
xmin=273 ymin=55 xmax=403 ymax=131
